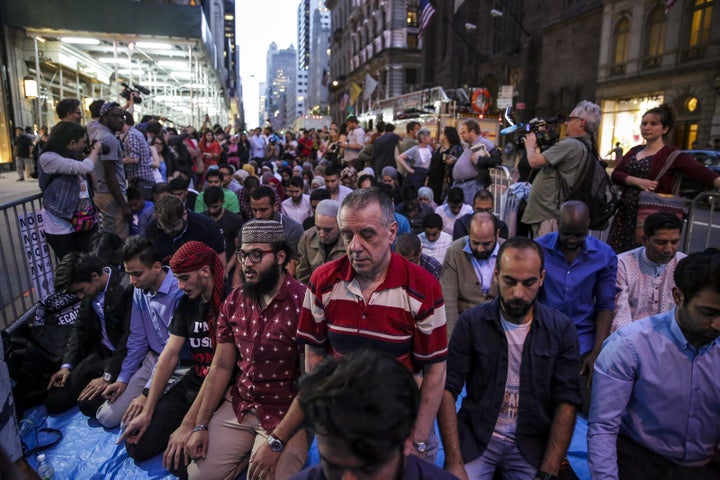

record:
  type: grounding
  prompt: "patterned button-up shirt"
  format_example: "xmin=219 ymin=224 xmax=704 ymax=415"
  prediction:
xmin=123 ymin=126 xmax=155 ymax=182
xmin=216 ymin=275 xmax=306 ymax=431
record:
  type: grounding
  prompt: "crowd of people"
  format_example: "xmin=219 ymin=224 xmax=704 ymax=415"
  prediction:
xmin=2 ymin=96 xmax=720 ymax=480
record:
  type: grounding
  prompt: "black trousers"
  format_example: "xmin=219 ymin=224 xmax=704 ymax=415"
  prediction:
xmin=125 ymin=376 xmax=200 ymax=465
xmin=45 ymin=351 xmax=107 ymax=417
xmin=618 ymin=435 xmax=720 ymax=480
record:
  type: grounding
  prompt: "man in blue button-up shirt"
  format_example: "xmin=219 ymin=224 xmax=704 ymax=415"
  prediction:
xmin=95 ymin=236 xmax=183 ymax=428
xmin=588 ymin=248 xmax=720 ymax=479
xmin=536 ymin=201 xmax=617 ymax=414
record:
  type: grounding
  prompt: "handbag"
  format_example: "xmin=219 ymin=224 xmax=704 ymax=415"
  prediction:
xmin=635 ymin=150 xmax=687 ymax=243
xmin=70 ymin=204 xmax=98 ymax=232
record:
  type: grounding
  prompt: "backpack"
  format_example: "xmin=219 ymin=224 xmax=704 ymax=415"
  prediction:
xmin=557 ymin=138 xmax=620 ymax=230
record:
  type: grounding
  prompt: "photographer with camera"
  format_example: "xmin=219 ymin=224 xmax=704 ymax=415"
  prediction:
xmin=38 ymin=121 xmax=103 ymax=259
xmin=452 ymin=119 xmax=502 ymax=205
xmin=522 ymin=100 xmax=601 ymax=237
xmin=121 ymin=112 xmax=156 ymax=201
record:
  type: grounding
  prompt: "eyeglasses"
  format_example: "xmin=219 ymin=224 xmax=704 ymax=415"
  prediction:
xmin=236 ymin=248 xmax=274 ymax=264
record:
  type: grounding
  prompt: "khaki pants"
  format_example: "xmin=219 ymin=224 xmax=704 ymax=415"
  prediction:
xmin=96 ymin=351 xmax=158 ymax=428
xmin=93 ymin=191 xmax=129 ymax=240
xmin=187 ymin=400 xmax=309 ymax=480
xmin=531 ymin=218 xmax=558 ymax=238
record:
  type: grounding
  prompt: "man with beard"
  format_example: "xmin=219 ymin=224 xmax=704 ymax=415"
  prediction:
xmin=296 ymin=200 xmax=345 ymax=285
xmin=438 ymin=237 xmax=581 ymax=480
xmin=588 ymin=248 xmax=720 ymax=479
xmin=441 ymin=212 xmax=502 ymax=335
xmin=118 ymin=241 xmax=225 ymax=477
xmin=185 ymin=220 xmax=309 ymax=480
xmin=536 ymin=201 xmax=617 ymax=414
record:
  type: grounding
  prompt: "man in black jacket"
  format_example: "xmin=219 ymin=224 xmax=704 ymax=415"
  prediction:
xmin=45 ymin=252 xmax=133 ymax=417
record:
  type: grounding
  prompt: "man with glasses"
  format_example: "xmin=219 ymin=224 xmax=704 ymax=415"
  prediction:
xmin=453 ymin=189 xmax=509 ymax=240
xmin=536 ymin=200 xmax=617 ymax=414
xmin=441 ymin=212 xmax=502 ymax=335
xmin=145 ymin=194 xmax=225 ymax=267
xmin=185 ymin=220 xmax=309 ymax=480
xmin=232 ymin=186 xmax=303 ymax=286
xmin=522 ymin=100 xmax=602 ymax=238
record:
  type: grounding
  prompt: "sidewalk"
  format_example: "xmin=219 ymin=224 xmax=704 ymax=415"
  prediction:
xmin=0 ymin=168 xmax=41 ymax=206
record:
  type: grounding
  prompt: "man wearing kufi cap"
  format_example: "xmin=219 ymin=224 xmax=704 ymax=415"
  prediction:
xmin=296 ymin=199 xmax=346 ymax=284
xmin=186 ymin=220 xmax=309 ymax=480
xmin=119 ymin=241 xmax=226 ymax=477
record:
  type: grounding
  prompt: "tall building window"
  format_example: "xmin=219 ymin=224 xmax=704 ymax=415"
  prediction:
xmin=689 ymin=0 xmax=713 ymax=47
xmin=643 ymin=6 xmax=665 ymax=68
xmin=610 ymin=17 xmax=631 ymax=74
xmin=407 ymin=33 xmax=418 ymax=49
xmin=407 ymin=7 xmax=418 ymax=27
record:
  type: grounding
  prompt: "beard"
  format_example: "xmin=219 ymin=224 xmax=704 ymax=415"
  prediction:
xmin=473 ymin=241 xmax=496 ymax=261
xmin=243 ymin=261 xmax=281 ymax=300
xmin=500 ymin=297 xmax=533 ymax=321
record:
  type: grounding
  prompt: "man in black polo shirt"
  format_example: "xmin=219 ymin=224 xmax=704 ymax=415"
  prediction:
xmin=145 ymin=194 xmax=226 ymax=269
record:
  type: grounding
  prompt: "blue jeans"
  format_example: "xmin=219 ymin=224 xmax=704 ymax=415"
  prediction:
xmin=464 ymin=435 xmax=537 ymax=479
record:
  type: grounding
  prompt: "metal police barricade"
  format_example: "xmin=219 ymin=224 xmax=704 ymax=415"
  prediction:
xmin=0 ymin=193 xmax=55 ymax=330
xmin=683 ymin=190 xmax=719 ymax=254
xmin=488 ymin=165 xmax=513 ymax=218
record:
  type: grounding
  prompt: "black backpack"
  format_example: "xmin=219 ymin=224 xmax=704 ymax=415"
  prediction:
xmin=557 ymin=138 xmax=620 ymax=230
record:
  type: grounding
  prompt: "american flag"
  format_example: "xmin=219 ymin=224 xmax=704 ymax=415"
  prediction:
xmin=418 ymin=0 xmax=436 ymax=42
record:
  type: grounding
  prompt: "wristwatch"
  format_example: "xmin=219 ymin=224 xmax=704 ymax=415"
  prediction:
xmin=412 ymin=441 xmax=428 ymax=453
xmin=536 ymin=471 xmax=560 ymax=480
xmin=102 ymin=372 xmax=113 ymax=382
xmin=268 ymin=433 xmax=286 ymax=452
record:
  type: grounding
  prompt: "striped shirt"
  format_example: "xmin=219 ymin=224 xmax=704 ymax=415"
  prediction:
xmin=296 ymin=253 xmax=448 ymax=373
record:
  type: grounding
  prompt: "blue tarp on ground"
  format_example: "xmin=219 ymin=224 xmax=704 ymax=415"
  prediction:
xmin=22 ymin=401 xmax=589 ymax=479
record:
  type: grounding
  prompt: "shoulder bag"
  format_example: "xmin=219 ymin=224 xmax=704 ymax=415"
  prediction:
xmin=635 ymin=149 xmax=687 ymax=243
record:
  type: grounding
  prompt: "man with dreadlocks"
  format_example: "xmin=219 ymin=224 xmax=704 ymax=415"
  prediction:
xmin=118 ymin=241 xmax=226 ymax=478
xmin=185 ymin=220 xmax=309 ymax=480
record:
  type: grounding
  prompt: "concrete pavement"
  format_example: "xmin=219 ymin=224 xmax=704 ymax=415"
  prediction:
xmin=0 ymin=168 xmax=41 ymax=206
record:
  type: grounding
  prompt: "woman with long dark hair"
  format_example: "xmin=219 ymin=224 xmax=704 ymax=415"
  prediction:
xmin=430 ymin=126 xmax=463 ymax=202
xmin=608 ymin=104 xmax=720 ymax=253
xmin=39 ymin=122 xmax=101 ymax=259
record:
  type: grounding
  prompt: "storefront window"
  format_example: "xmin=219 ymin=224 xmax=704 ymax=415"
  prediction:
xmin=599 ymin=96 xmax=664 ymax=160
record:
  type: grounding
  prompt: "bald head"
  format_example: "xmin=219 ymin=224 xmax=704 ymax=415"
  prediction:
xmin=559 ymin=201 xmax=589 ymax=230
xmin=469 ymin=212 xmax=499 ymax=260
xmin=558 ymin=201 xmax=590 ymax=251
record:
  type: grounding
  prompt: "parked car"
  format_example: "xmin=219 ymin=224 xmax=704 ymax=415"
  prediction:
xmin=678 ymin=150 xmax=720 ymax=199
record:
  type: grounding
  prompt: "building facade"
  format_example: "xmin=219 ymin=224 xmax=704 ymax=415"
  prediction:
xmin=595 ymin=0 xmax=720 ymax=154
xmin=265 ymin=42 xmax=297 ymax=131
xmin=325 ymin=0 xmax=424 ymax=124
xmin=0 ymin=0 xmax=237 ymax=167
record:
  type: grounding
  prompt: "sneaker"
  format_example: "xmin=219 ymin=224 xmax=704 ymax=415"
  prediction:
xmin=16 ymin=178 xmax=24 ymax=182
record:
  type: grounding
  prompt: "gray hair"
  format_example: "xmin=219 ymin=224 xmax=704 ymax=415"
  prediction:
xmin=417 ymin=128 xmax=431 ymax=142
xmin=570 ymin=100 xmax=601 ymax=134
xmin=339 ymin=187 xmax=396 ymax=228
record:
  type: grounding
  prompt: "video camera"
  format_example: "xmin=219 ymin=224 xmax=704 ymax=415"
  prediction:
xmin=120 ymin=82 xmax=151 ymax=104
xmin=500 ymin=107 xmax=559 ymax=150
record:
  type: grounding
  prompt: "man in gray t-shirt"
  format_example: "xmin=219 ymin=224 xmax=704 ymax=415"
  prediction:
xmin=522 ymin=100 xmax=601 ymax=238
xmin=91 ymin=102 xmax=131 ymax=240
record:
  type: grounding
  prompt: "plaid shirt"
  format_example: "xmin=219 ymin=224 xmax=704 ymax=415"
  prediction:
xmin=123 ymin=126 xmax=155 ymax=182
